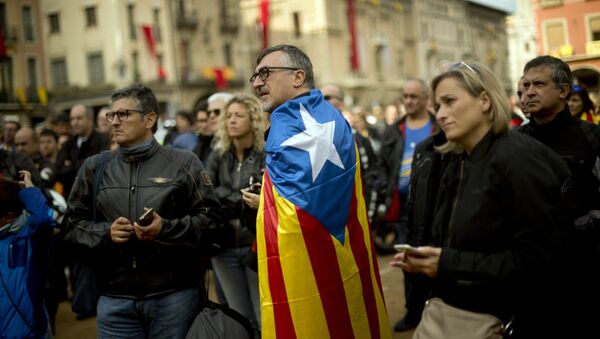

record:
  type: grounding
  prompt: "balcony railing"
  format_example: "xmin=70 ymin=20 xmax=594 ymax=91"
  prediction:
xmin=2 ymin=25 xmax=18 ymax=46
xmin=586 ymin=41 xmax=600 ymax=56
xmin=220 ymin=16 xmax=239 ymax=34
xmin=176 ymin=10 xmax=198 ymax=30
xmin=540 ymin=0 xmax=563 ymax=8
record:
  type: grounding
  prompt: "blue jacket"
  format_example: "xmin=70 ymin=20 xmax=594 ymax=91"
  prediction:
xmin=0 ymin=187 xmax=55 ymax=338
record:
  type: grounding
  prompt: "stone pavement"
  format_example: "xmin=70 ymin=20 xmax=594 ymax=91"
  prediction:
xmin=54 ymin=254 xmax=415 ymax=339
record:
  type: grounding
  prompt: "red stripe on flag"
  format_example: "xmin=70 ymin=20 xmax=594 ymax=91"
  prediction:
xmin=346 ymin=181 xmax=383 ymax=338
xmin=263 ymin=171 xmax=297 ymax=338
xmin=296 ymin=207 xmax=355 ymax=339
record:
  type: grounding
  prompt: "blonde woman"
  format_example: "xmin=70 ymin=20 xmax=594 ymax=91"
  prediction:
xmin=391 ymin=62 xmax=570 ymax=338
xmin=206 ymin=94 xmax=266 ymax=337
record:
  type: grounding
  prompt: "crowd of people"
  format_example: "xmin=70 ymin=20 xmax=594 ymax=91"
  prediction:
xmin=1 ymin=44 xmax=599 ymax=339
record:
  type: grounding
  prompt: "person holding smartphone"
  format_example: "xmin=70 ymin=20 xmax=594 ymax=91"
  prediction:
xmin=206 ymin=94 xmax=266 ymax=338
xmin=390 ymin=62 xmax=572 ymax=338
xmin=63 ymin=84 xmax=223 ymax=339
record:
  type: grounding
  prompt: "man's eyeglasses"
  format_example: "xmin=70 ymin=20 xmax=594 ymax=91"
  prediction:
xmin=324 ymin=95 xmax=342 ymax=101
xmin=106 ymin=109 xmax=144 ymax=122
xmin=249 ymin=66 xmax=300 ymax=84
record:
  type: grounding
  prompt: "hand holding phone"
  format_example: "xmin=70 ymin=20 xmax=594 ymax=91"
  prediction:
xmin=394 ymin=244 xmax=428 ymax=257
xmin=138 ymin=208 xmax=154 ymax=226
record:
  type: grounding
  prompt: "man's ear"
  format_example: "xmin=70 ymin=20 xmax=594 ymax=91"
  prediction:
xmin=293 ymin=69 xmax=306 ymax=88
xmin=559 ymin=83 xmax=570 ymax=100
xmin=145 ymin=112 xmax=158 ymax=130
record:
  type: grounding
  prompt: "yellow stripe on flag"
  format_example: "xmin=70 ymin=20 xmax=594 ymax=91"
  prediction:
xmin=333 ymin=228 xmax=371 ymax=338
xmin=256 ymin=185 xmax=275 ymax=337
xmin=354 ymin=159 xmax=392 ymax=338
xmin=274 ymin=189 xmax=330 ymax=338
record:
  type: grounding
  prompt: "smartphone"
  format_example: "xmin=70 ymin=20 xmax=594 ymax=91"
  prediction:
xmin=247 ymin=176 xmax=261 ymax=194
xmin=394 ymin=244 xmax=426 ymax=257
xmin=138 ymin=208 xmax=154 ymax=226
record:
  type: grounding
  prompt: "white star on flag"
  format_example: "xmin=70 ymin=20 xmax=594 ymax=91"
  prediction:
xmin=281 ymin=103 xmax=345 ymax=182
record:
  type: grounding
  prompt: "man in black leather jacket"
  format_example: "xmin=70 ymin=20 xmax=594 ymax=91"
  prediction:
xmin=518 ymin=55 xmax=600 ymax=336
xmin=63 ymin=84 xmax=223 ymax=339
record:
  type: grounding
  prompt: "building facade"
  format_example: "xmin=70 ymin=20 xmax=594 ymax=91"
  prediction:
xmin=534 ymin=0 xmax=600 ymax=91
xmin=0 ymin=0 xmax=48 ymax=125
xmin=507 ymin=0 xmax=538 ymax=94
xmin=4 ymin=0 xmax=513 ymax=125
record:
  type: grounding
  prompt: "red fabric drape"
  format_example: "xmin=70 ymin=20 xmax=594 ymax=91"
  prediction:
xmin=260 ymin=0 xmax=270 ymax=49
xmin=347 ymin=0 xmax=360 ymax=70
xmin=0 ymin=27 xmax=7 ymax=59
xmin=142 ymin=25 xmax=165 ymax=79
xmin=214 ymin=68 xmax=228 ymax=89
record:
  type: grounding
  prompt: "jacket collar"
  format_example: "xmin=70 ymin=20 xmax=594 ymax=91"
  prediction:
xmin=464 ymin=129 xmax=498 ymax=161
xmin=118 ymin=138 xmax=160 ymax=163
xmin=526 ymin=105 xmax=572 ymax=140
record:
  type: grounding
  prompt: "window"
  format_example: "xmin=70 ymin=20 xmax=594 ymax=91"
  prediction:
xmin=293 ymin=12 xmax=301 ymax=38
xmin=131 ymin=51 xmax=140 ymax=82
xmin=153 ymin=8 xmax=161 ymax=42
xmin=27 ymin=57 xmax=38 ymax=98
xmin=85 ymin=6 xmax=97 ymax=27
xmin=51 ymin=58 xmax=68 ymax=87
xmin=87 ymin=52 xmax=104 ymax=84
xmin=0 ymin=3 xmax=7 ymax=37
xmin=544 ymin=20 xmax=567 ymax=54
xmin=224 ymin=43 xmax=232 ymax=66
xmin=128 ymin=4 xmax=136 ymax=39
xmin=22 ymin=6 xmax=34 ymax=41
xmin=0 ymin=57 xmax=13 ymax=102
xmin=49 ymin=13 xmax=60 ymax=33
xmin=589 ymin=15 xmax=600 ymax=41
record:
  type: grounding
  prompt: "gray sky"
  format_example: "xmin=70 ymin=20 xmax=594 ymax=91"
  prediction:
xmin=468 ymin=0 xmax=517 ymax=14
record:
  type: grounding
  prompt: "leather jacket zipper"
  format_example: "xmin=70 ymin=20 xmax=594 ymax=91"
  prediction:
xmin=129 ymin=162 xmax=142 ymax=298
xmin=447 ymin=160 xmax=464 ymax=247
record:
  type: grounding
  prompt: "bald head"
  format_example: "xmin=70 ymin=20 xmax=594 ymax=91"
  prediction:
xmin=97 ymin=106 xmax=112 ymax=134
xmin=321 ymin=84 xmax=344 ymax=111
xmin=15 ymin=127 xmax=39 ymax=157
xmin=70 ymin=104 xmax=94 ymax=137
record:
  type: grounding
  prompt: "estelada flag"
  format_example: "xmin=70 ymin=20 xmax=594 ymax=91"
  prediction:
xmin=257 ymin=89 xmax=390 ymax=338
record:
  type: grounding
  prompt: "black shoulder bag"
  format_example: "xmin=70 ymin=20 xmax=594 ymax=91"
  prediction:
xmin=71 ymin=151 xmax=110 ymax=317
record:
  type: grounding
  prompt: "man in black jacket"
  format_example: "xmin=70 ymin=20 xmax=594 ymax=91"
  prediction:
xmin=518 ymin=55 xmax=600 ymax=336
xmin=379 ymin=79 xmax=438 ymax=331
xmin=64 ymin=84 xmax=223 ymax=338
xmin=55 ymin=104 xmax=110 ymax=197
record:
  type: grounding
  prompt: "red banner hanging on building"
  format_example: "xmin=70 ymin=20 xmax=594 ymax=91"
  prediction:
xmin=347 ymin=0 xmax=360 ymax=71
xmin=214 ymin=68 xmax=228 ymax=89
xmin=142 ymin=25 xmax=166 ymax=80
xmin=0 ymin=27 xmax=7 ymax=59
xmin=259 ymin=0 xmax=270 ymax=49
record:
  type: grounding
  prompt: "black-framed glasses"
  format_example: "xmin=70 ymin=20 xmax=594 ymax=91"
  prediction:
xmin=249 ymin=66 xmax=299 ymax=84
xmin=106 ymin=109 xmax=144 ymax=122
xmin=324 ymin=95 xmax=342 ymax=101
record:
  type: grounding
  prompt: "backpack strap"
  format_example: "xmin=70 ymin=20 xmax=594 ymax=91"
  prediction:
xmin=92 ymin=151 xmax=111 ymax=222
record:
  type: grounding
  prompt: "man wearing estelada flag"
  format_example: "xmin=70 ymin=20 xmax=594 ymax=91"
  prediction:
xmin=250 ymin=44 xmax=391 ymax=339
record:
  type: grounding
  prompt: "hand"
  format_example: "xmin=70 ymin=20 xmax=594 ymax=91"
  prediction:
xmin=110 ymin=217 xmax=135 ymax=243
xmin=389 ymin=246 xmax=442 ymax=278
xmin=19 ymin=170 xmax=33 ymax=187
xmin=134 ymin=208 xmax=162 ymax=241
xmin=241 ymin=186 xmax=261 ymax=210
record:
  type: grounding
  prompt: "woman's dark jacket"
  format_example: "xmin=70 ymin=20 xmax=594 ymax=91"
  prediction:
xmin=206 ymin=146 xmax=265 ymax=246
xmin=63 ymin=140 xmax=223 ymax=299
xmin=429 ymin=131 xmax=572 ymax=337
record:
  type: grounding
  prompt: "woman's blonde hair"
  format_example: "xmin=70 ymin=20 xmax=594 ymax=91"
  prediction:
xmin=213 ymin=93 xmax=266 ymax=156
xmin=431 ymin=61 xmax=511 ymax=153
